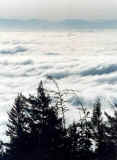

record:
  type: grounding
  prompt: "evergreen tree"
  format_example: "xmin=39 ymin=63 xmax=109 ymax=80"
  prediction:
xmin=68 ymin=113 xmax=93 ymax=160
xmin=6 ymin=94 xmax=31 ymax=160
xmin=6 ymin=81 xmax=68 ymax=160
xmin=6 ymin=81 xmax=117 ymax=160
xmin=91 ymin=99 xmax=114 ymax=160
xmin=104 ymin=109 xmax=117 ymax=160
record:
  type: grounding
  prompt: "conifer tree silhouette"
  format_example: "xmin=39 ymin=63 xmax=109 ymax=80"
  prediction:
xmin=6 ymin=81 xmax=117 ymax=160
xmin=104 ymin=109 xmax=117 ymax=160
xmin=6 ymin=93 xmax=32 ymax=160
xmin=68 ymin=105 xmax=93 ymax=160
xmin=91 ymin=99 xmax=114 ymax=160
xmin=6 ymin=81 xmax=68 ymax=160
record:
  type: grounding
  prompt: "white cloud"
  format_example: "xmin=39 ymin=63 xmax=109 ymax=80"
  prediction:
xmin=0 ymin=46 xmax=27 ymax=54
xmin=0 ymin=30 xmax=117 ymax=141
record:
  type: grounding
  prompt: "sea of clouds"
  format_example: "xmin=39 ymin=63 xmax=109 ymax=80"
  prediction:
xmin=0 ymin=30 xmax=117 ymax=141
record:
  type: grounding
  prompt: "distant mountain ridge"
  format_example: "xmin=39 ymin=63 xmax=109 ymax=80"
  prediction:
xmin=0 ymin=19 xmax=117 ymax=30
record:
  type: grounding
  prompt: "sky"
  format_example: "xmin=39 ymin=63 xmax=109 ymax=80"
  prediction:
xmin=0 ymin=0 xmax=117 ymax=20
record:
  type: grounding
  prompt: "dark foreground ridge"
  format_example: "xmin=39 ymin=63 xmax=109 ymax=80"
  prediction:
xmin=0 ymin=81 xmax=117 ymax=160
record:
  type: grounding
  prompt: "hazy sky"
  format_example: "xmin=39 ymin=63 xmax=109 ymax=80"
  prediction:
xmin=1 ymin=0 xmax=117 ymax=20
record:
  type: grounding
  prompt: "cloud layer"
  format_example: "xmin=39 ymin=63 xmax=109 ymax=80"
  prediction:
xmin=0 ymin=30 xmax=117 ymax=141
